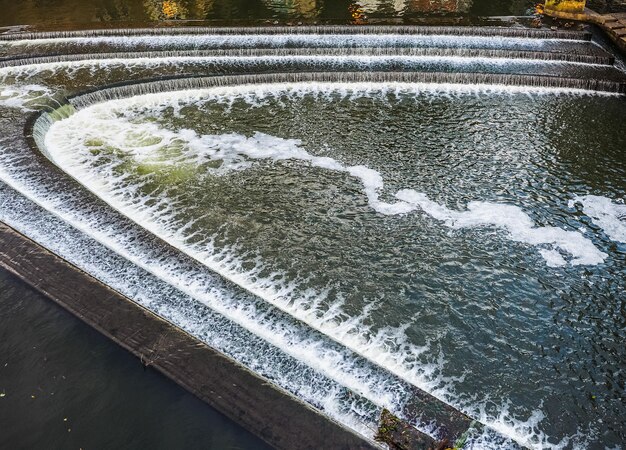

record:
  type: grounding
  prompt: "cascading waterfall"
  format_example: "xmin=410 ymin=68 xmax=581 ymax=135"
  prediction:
xmin=0 ymin=47 xmax=615 ymax=67
xmin=1 ymin=24 xmax=625 ymax=450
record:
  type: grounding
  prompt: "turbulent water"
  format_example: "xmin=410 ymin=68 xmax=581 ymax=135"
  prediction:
xmin=0 ymin=25 xmax=625 ymax=450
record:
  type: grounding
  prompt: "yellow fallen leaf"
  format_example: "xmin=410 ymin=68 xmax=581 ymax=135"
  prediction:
xmin=162 ymin=1 xmax=180 ymax=18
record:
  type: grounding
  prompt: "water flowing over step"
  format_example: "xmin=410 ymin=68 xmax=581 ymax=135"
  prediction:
xmin=0 ymin=25 xmax=593 ymax=41
xmin=0 ymin=47 xmax=615 ymax=67
xmin=0 ymin=26 xmax=621 ymax=95
xmin=19 ymin=66 xmax=624 ymax=447
xmin=0 ymin=113 xmax=502 ymax=447
xmin=60 ymin=74 xmax=626 ymax=103
xmin=4 ymin=54 xmax=624 ymax=86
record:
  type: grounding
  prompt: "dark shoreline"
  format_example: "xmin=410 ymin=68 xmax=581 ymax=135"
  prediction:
xmin=0 ymin=221 xmax=377 ymax=450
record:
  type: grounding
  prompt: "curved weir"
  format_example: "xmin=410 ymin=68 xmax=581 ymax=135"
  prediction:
xmin=0 ymin=25 xmax=594 ymax=40
xmin=0 ymin=33 xmax=606 ymax=62
xmin=0 ymin=25 xmax=625 ymax=450
xmin=0 ymin=47 xmax=616 ymax=67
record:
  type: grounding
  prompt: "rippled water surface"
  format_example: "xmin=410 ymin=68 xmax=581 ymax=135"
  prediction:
xmin=38 ymin=84 xmax=626 ymax=448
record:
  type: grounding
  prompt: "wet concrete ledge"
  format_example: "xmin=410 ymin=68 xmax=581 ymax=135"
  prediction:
xmin=0 ymin=221 xmax=379 ymax=450
xmin=544 ymin=7 xmax=626 ymax=54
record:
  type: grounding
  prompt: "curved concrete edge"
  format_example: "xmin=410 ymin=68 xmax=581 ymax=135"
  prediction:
xmin=544 ymin=7 xmax=626 ymax=54
xmin=0 ymin=221 xmax=380 ymax=450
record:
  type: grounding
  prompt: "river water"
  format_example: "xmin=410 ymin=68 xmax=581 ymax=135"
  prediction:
xmin=0 ymin=268 xmax=271 ymax=449
xmin=0 ymin=0 xmax=537 ymax=29
xmin=0 ymin=4 xmax=625 ymax=450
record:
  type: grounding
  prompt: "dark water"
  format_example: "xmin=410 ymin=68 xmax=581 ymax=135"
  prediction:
xmin=0 ymin=268 xmax=271 ymax=450
xmin=0 ymin=0 xmax=537 ymax=29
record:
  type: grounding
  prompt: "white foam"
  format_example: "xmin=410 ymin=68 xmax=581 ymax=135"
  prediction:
xmin=2 ymin=34 xmax=563 ymax=52
xmin=538 ymin=249 xmax=567 ymax=267
xmin=395 ymin=190 xmax=606 ymax=266
xmin=570 ymin=195 xmax=626 ymax=243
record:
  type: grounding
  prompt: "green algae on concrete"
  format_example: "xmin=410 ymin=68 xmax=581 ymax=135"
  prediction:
xmin=376 ymin=408 xmax=440 ymax=450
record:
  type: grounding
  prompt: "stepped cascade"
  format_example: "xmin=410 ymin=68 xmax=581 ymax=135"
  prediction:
xmin=0 ymin=25 xmax=625 ymax=449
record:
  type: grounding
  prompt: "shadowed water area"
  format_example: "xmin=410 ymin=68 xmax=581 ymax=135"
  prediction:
xmin=0 ymin=2 xmax=625 ymax=450
xmin=0 ymin=268 xmax=272 ymax=449
xmin=0 ymin=0 xmax=538 ymax=29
